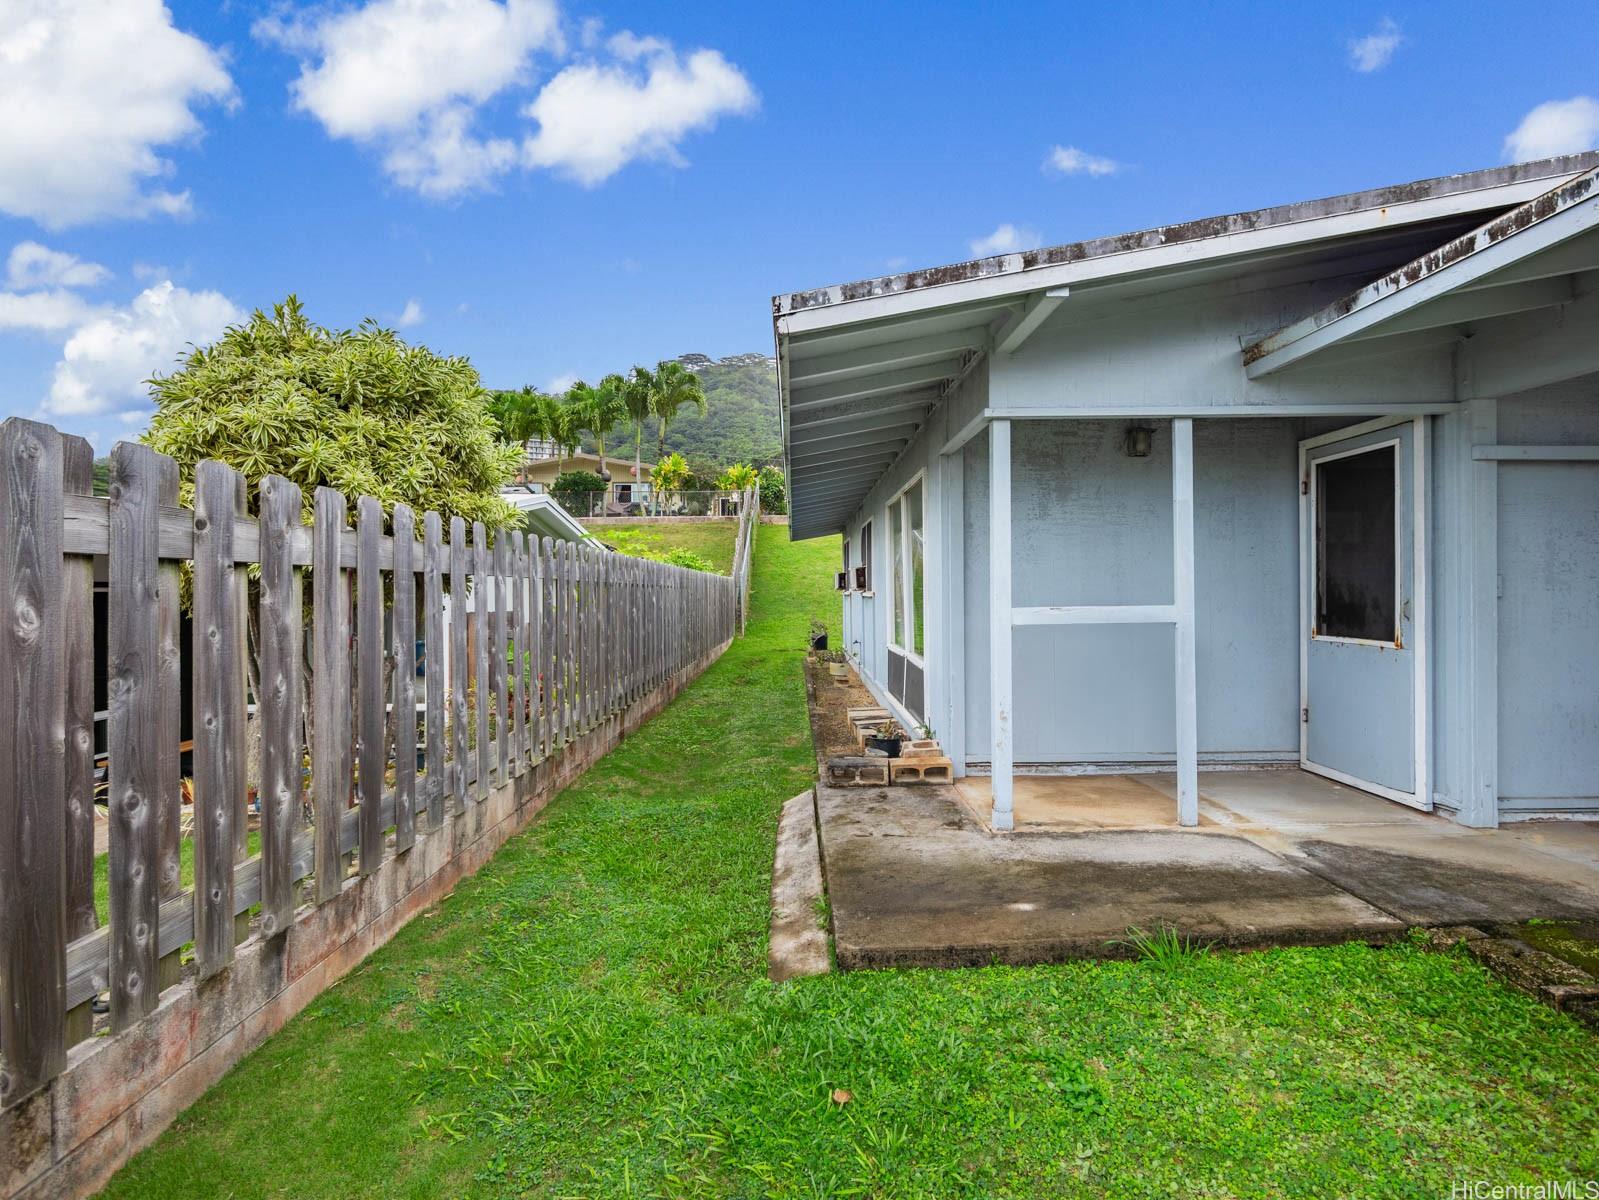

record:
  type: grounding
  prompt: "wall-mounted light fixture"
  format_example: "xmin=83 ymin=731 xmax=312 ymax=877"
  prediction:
xmin=1124 ymin=425 xmax=1155 ymax=458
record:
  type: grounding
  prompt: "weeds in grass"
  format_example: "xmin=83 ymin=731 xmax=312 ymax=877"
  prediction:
xmin=1118 ymin=924 xmax=1212 ymax=969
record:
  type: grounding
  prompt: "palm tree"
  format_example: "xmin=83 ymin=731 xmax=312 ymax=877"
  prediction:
xmin=623 ymin=365 xmax=654 ymax=509
xmin=649 ymin=360 xmax=707 ymax=459
xmin=531 ymin=390 xmax=576 ymax=471
xmin=580 ymin=374 xmax=629 ymax=484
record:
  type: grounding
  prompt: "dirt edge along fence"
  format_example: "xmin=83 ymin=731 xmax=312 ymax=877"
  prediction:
xmin=0 ymin=417 xmax=756 ymax=1198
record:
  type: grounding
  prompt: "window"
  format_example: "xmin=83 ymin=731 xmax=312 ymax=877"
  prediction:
xmin=1315 ymin=444 xmax=1397 ymax=642
xmin=889 ymin=502 xmax=905 ymax=646
xmin=842 ymin=538 xmax=852 ymax=591
xmin=858 ymin=521 xmax=872 ymax=590
xmin=886 ymin=477 xmax=926 ymax=660
xmin=908 ymin=480 xmax=924 ymax=657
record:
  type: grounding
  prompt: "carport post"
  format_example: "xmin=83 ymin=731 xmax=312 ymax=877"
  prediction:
xmin=990 ymin=419 xmax=1014 ymax=830
xmin=1173 ymin=418 xmax=1199 ymax=826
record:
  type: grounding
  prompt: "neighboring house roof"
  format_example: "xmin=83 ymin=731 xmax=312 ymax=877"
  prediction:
xmin=499 ymin=491 xmax=592 ymax=544
xmin=773 ymin=152 xmax=1599 ymax=539
xmin=521 ymin=451 xmax=653 ymax=478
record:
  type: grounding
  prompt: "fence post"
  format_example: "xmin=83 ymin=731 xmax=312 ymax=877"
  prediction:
xmin=259 ymin=475 xmax=303 ymax=936
xmin=0 ymin=418 xmax=67 ymax=1106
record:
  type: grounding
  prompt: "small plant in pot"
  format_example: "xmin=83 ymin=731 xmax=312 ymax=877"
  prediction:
xmin=809 ymin=619 xmax=828 ymax=652
xmin=865 ymin=720 xmax=903 ymax=758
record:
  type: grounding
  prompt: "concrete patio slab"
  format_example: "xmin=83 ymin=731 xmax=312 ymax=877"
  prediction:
xmin=1139 ymin=772 xmax=1599 ymax=925
xmin=816 ymin=784 xmax=1403 ymax=969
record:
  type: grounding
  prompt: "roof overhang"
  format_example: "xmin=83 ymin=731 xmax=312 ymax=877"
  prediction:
xmin=500 ymin=492 xmax=591 ymax=543
xmin=1244 ymin=167 xmax=1599 ymax=377
xmin=774 ymin=153 xmax=1599 ymax=540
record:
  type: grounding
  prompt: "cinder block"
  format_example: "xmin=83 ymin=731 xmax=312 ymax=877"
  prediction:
xmin=889 ymin=756 xmax=953 ymax=785
xmin=846 ymin=707 xmax=889 ymax=723
xmin=901 ymin=739 xmax=941 ymax=759
xmin=826 ymin=756 xmax=891 ymax=787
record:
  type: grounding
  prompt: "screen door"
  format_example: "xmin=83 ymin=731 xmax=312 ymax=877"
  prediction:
xmin=1300 ymin=420 xmax=1426 ymax=808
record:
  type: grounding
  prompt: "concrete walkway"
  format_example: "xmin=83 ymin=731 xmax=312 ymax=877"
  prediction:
xmin=817 ymin=772 xmax=1599 ymax=970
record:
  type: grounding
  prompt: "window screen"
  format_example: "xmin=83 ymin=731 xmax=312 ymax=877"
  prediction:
xmin=1315 ymin=445 xmax=1397 ymax=642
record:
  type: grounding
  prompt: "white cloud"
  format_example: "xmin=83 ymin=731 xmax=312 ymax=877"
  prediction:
xmin=544 ymin=371 xmax=579 ymax=393
xmin=0 ymin=0 xmax=233 ymax=227
xmin=45 ymin=281 xmax=241 ymax=417
xmin=1045 ymin=145 xmax=1121 ymax=177
xmin=970 ymin=224 xmax=1041 ymax=258
xmin=1503 ymin=96 xmax=1599 ymax=162
xmin=257 ymin=3 xmax=755 ymax=196
xmin=522 ymin=38 xmax=757 ymax=185
xmin=0 ymin=288 xmax=101 ymax=333
xmin=6 ymin=242 xmax=110 ymax=289
xmin=257 ymin=0 xmax=560 ymax=198
xmin=396 ymin=298 xmax=425 ymax=327
xmin=1348 ymin=18 xmax=1401 ymax=72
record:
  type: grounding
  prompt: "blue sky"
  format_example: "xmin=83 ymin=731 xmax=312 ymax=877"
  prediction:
xmin=2 ymin=0 xmax=1596 ymax=453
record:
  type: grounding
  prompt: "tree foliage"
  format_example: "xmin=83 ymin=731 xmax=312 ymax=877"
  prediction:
xmin=551 ymin=469 xmax=606 ymax=508
xmin=758 ymin=465 xmax=787 ymax=514
xmin=716 ymin=463 xmax=758 ymax=491
xmin=147 ymin=296 xmax=523 ymax=530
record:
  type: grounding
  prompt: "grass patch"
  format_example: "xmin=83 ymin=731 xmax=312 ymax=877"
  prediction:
xmin=591 ymin=521 xmax=738 ymax=574
xmin=101 ymin=526 xmax=1599 ymax=1199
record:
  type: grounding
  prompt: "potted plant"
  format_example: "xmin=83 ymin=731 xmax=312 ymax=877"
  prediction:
xmin=809 ymin=619 xmax=829 ymax=652
xmin=865 ymin=720 xmax=903 ymax=758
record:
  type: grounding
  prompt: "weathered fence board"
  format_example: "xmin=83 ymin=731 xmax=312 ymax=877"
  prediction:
xmin=492 ymin=534 xmax=508 ymax=786
xmin=424 ymin=511 xmax=445 ymax=826
xmin=193 ymin=460 xmax=244 ymax=979
xmin=449 ymin=516 xmax=468 ymax=813
xmin=63 ymin=437 xmax=96 ymax=954
xmin=357 ymin=497 xmax=386 ymax=873
xmin=393 ymin=504 xmax=417 ymax=853
xmin=107 ymin=443 xmax=164 ymax=1026
xmin=258 ymin=475 xmax=302 ymax=937
xmin=473 ymin=522 xmax=490 ymax=803
xmin=312 ymin=488 xmax=350 ymax=904
xmin=0 ymin=419 xmax=67 ymax=1106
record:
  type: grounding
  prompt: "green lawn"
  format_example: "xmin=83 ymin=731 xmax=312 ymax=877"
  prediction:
xmin=103 ymin=525 xmax=1598 ymax=1199
xmin=590 ymin=520 xmax=739 ymax=574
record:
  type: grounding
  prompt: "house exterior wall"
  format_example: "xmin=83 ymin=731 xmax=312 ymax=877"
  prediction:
xmin=830 ymin=267 xmax=1596 ymax=824
xmin=960 ymin=418 xmax=1307 ymax=766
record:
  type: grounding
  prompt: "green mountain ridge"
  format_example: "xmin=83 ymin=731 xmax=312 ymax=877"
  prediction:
xmin=577 ymin=353 xmax=782 ymax=473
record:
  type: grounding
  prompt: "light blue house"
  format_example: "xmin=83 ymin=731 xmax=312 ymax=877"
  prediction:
xmin=775 ymin=154 xmax=1599 ymax=830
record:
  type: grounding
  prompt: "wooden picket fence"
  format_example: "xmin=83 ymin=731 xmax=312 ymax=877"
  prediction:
xmin=0 ymin=417 xmax=749 ymax=1110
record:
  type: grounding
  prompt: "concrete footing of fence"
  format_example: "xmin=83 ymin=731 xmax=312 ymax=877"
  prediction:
xmin=1 ymin=639 xmax=730 ymax=1200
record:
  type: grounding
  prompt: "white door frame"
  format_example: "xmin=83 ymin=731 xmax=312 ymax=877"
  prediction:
xmin=1297 ymin=414 xmax=1431 ymax=810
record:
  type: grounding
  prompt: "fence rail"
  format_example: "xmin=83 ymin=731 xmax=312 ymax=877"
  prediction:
xmin=0 ymin=417 xmax=747 ymax=1110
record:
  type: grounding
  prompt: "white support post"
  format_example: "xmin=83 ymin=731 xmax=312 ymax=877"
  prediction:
xmin=1172 ymin=418 xmax=1199 ymax=827
xmin=942 ymin=446 xmax=967 ymax=776
xmin=989 ymin=419 xmax=1014 ymax=831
